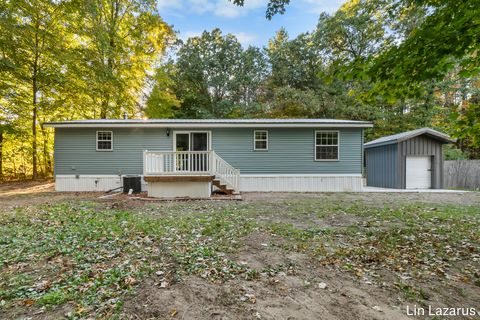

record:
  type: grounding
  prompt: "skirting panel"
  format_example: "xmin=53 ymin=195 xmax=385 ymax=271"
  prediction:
xmin=239 ymin=174 xmax=363 ymax=192
xmin=56 ymin=174 xmax=363 ymax=193
xmin=147 ymin=181 xmax=211 ymax=198
xmin=55 ymin=175 xmax=147 ymax=192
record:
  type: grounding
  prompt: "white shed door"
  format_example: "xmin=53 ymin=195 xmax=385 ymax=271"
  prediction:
xmin=406 ymin=156 xmax=432 ymax=189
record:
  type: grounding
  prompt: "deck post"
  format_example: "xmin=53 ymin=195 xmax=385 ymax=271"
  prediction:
xmin=210 ymin=151 xmax=216 ymax=174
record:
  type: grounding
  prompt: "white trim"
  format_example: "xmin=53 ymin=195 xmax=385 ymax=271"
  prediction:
xmin=48 ymin=123 xmax=373 ymax=128
xmin=239 ymin=174 xmax=363 ymax=192
xmin=314 ymin=130 xmax=339 ymax=161
xmin=55 ymin=174 xmax=147 ymax=192
xmin=173 ymin=130 xmax=212 ymax=151
xmin=55 ymin=174 xmax=363 ymax=193
xmin=240 ymin=174 xmax=362 ymax=177
xmin=57 ymin=174 xmax=123 ymax=178
xmin=96 ymin=130 xmax=113 ymax=151
xmin=253 ymin=130 xmax=268 ymax=151
xmin=57 ymin=174 xmax=362 ymax=178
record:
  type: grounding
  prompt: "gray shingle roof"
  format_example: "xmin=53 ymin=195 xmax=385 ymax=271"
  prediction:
xmin=364 ymin=128 xmax=454 ymax=148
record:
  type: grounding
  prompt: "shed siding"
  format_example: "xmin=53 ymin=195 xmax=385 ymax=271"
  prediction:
xmin=54 ymin=127 xmax=363 ymax=175
xmin=397 ymin=136 xmax=444 ymax=189
xmin=365 ymin=144 xmax=397 ymax=188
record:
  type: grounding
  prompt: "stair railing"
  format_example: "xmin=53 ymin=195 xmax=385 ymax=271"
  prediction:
xmin=144 ymin=150 xmax=240 ymax=191
xmin=210 ymin=151 xmax=240 ymax=191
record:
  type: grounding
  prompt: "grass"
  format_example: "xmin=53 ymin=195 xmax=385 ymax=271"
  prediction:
xmin=0 ymin=197 xmax=479 ymax=318
xmin=0 ymin=202 xmax=258 ymax=318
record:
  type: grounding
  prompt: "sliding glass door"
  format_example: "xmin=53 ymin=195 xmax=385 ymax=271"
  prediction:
xmin=174 ymin=132 xmax=209 ymax=172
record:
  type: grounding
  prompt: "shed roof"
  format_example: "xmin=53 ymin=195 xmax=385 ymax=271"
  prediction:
xmin=364 ymin=128 xmax=454 ymax=149
xmin=44 ymin=118 xmax=373 ymax=128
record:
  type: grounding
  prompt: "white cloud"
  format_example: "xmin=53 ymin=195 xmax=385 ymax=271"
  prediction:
xmin=190 ymin=0 xmax=216 ymax=14
xmin=180 ymin=30 xmax=203 ymax=41
xmin=300 ymin=0 xmax=346 ymax=14
xmin=214 ymin=0 xmax=266 ymax=17
xmin=158 ymin=0 xmax=267 ymax=18
xmin=232 ymin=32 xmax=257 ymax=46
xmin=157 ymin=0 xmax=182 ymax=11
xmin=214 ymin=2 xmax=241 ymax=17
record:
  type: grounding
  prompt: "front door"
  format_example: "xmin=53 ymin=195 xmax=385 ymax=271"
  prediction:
xmin=174 ymin=132 xmax=209 ymax=172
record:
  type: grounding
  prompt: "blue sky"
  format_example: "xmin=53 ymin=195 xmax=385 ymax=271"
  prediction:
xmin=157 ymin=0 xmax=347 ymax=47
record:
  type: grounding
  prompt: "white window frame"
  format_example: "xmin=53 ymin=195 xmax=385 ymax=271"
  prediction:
xmin=172 ymin=130 xmax=212 ymax=151
xmin=254 ymin=130 xmax=268 ymax=151
xmin=96 ymin=130 xmax=113 ymax=151
xmin=314 ymin=130 xmax=339 ymax=161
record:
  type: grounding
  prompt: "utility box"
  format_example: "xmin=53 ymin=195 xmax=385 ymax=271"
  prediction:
xmin=123 ymin=176 xmax=142 ymax=193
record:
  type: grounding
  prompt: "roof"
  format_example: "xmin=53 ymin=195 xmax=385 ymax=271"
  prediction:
xmin=44 ymin=118 xmax=373 ymax=128
xmin=364 ymin=128 xmax=454 ymax=148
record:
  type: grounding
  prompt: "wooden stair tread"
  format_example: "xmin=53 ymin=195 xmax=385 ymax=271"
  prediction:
xmin=212 ymin=176 xmax=236 ymax=195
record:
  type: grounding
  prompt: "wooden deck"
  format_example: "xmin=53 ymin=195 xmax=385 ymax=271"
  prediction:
xmin=143 ymin=175 xmax=214 ymax=182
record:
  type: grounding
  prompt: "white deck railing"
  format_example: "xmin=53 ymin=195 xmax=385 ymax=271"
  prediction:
xmin=143 ymin=150 xmax=240 ymax=191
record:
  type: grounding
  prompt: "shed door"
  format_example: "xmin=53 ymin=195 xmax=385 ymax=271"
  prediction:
xmin=406 ymin=156 xmax=432 ymax=189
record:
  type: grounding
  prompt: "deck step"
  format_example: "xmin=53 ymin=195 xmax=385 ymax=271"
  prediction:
xmin=212 ymin=177 xmax=236 ymax=195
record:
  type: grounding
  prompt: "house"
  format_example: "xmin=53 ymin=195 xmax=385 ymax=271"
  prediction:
xmin=44 ymin=119 xmax=373 ymax=197
xmin=364 ymin=128 xmax=454 ymax=189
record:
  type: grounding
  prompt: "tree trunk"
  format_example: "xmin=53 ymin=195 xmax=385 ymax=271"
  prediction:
xmin=32 ymin=19 xmax=39 ymax=180
xmin=0 ymin=131 xmax=3 ymax=181
xmin=32 ymin=78 xmax=38 ymax=179
xmin=40 ymin=124 xmax=51 ymax=176
xmin=100 ymin=95 xmax=109 ymax=119
xmin=100 ymin=1 xmax=118 ymax=119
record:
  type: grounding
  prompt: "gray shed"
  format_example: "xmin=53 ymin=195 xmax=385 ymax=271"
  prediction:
xmin=364 ymin=128 xmax=454 ymax=189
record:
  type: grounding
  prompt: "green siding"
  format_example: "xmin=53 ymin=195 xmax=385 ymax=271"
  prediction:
xmin=54 ymin=127 xmax=363 ymax=175
xmin=212 ymin=128 xmax=362 ymax=174
xmin=54 ymin=128 xmax=172 ymax=175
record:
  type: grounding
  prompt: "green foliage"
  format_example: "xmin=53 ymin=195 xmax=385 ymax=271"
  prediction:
xmin=144 ymin=64 xmax=181 ymax=118
xmin=0 ymin=0 xmax=173 ymax=178
xmin=448 ymin=102 xmax=480 ymax=149
xmin=172 ymin=29 xmax=268 ymax=118
xmin=70 ymin=0 xmax=174 ymax=118
xmin=2 ymin=0 xmax=480 ymax=178
xmin=268 ymin=87 xmax=321 ymax=118
xmin=443 ymin=145 xmax=469 ymax=160
xmin=370 ymin=0 xmax=480 ymax=84
xmin=231 ymin=0 xmax=290 ymax=19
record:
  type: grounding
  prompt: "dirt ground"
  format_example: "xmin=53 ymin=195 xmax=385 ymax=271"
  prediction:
xmin=122 ymin=232 xmax=414 ymax=320
xmin=1 ymin=179 xmax=479 ymax=208
xmin=1 ymin=181 xmax=479 ymax=320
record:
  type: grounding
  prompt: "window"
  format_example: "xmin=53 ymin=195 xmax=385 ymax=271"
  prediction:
xmin=96 ymin=131 xmax=113 ymax=151
xmin=254 ymin=130 xmax=268 ymax=150
xmin=315 ymin=131 xmax=339 ymax=160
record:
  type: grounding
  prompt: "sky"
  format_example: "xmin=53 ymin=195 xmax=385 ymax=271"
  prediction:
xmin=157 ymin=0 xmax=347 ymax=48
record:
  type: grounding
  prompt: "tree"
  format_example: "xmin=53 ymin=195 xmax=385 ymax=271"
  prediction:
xmin=71 ymin=0 xmax=174 ymax=118
xmin=370 ymin=0 xmax=480 ymax=85
xmin=231 ymin=0 xmax=290 ymax=19
xmin=0 ymin=0 xmax=70 ymax=179
xmin=144 ymin=64 xmax=181 ymax=118
xmin=0 ymin=121 xmax=15 ymax=180
xmin=173 ymin=29 xmax=267 ymax=118
xmin=267 ymin=28 xmax=325 ymax=90
xmin=0 ymin=0 xmax=175 ymax=179
xmin=314 ymin=1 xmax=389 ymax=65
